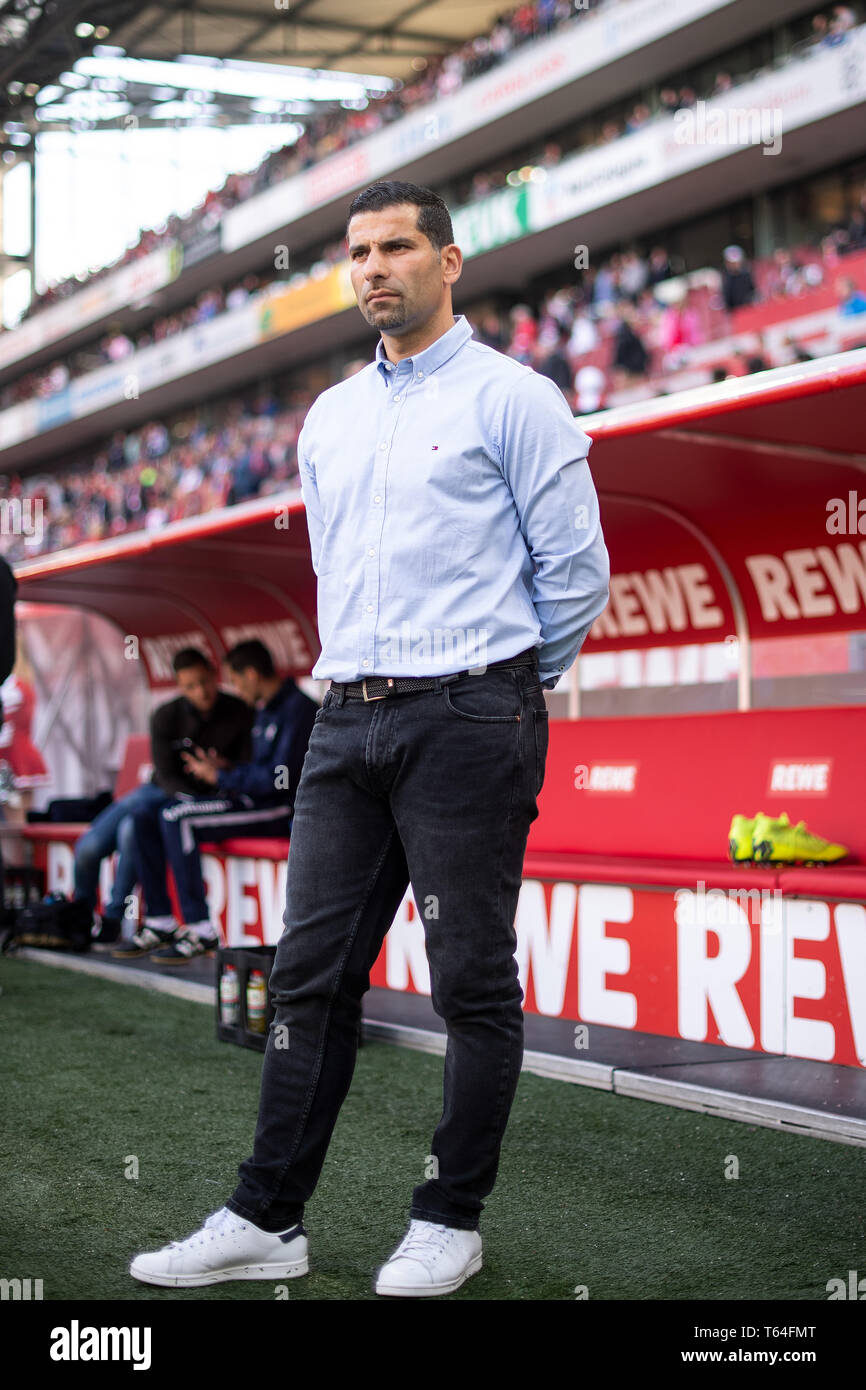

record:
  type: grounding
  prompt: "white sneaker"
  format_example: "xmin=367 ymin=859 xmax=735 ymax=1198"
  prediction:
xmin=375 ymin=1219 xmax=482 ymax=1297
xmin=129 ymin=1207 xmax=308 ymax=1287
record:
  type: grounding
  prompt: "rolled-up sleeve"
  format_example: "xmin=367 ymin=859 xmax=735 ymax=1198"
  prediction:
xmin=497 ymin=371 xmax=610 ymax=688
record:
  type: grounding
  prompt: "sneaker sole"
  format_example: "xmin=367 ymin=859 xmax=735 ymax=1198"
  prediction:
xmin=129 ymin=1255 xmax=308 ymax=1287
xmin=152 ymin=950 xmax=216 ymax=965
xmin=374 ymin=1252 xmax=482 ymax=1298
xmin=753 ymin=856 xmax=841 ymax=866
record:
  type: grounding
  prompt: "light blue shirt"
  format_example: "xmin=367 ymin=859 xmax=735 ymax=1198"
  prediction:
xmin=296 ymin=313 xmax=610 ymax=688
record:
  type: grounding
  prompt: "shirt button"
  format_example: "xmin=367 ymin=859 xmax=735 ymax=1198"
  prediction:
xmin=362 ymin=659 xmax=369 ymax=667
xmin=367 ymin=548 xmax=375 ymax=556
xmin=373 ymin=495 xmax=381 ymax=503
xmin=366 ymin=604 xmax=373 ymax=613
xmin=417 ymin=371 xmax=424 ymax=378
xmin=393 ymin=394 xmax=401 ymax=402
xmin=379 ymin=442 xmax=387 ymax=450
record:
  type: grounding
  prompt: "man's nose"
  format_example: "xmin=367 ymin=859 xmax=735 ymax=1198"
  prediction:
xmin=364 ymin=253 xmax=388 ymax=280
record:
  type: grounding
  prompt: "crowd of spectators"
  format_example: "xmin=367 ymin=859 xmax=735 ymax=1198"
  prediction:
xmin=11 ymin=0 xmax=603 ymax=327
xmin=3 ymin=194 xmax=866 ymax=564
xmin=518 ymin=187 xmax=866 ymax=408
xmin=446 ymin=4 xmax=861 ymax=208
xmin=10 ymin=0 xmax=858 ymax=350
xmin=0 ymin=390 xmax=308 ymax=560
xmin=0 ymin=273 xmax=271 ymax=410
xmin=4 ymin=0 xmax=863 ymax=413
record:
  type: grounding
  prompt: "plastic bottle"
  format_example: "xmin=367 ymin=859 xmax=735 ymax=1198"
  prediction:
xmin=246 ymin=969 xmax=268 ymax=1034
xmin=219 ymin=964 xmax=240 ymax=1026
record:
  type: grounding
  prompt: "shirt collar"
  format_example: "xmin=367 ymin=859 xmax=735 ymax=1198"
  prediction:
xmin=375 ymin=313 xmax=473 ymax=383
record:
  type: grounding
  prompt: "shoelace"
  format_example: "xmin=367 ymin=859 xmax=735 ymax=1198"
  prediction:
xmin=166 ymin=1209 xmax=243 ymax=1253
xmin=396 ymin=1223 xmax=456 ymax=1261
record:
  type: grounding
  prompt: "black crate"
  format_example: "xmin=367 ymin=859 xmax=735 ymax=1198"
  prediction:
xmin=216 ymin=945 xmax=276 ymax=1052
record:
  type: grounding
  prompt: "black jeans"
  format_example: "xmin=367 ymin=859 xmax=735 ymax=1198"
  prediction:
xmin=225 ymin=658 xmax=550 ymax=1233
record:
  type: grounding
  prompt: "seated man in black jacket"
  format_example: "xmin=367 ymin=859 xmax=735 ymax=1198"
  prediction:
xmin=118 ymin=639 xmax=318 ymax=964
xmin=80 ymin=645 xmax=253 ymax=944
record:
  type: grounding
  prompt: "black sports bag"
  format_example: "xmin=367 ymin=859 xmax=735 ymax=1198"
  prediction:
xmin=1 ymin=895 xmax=93 ymax=954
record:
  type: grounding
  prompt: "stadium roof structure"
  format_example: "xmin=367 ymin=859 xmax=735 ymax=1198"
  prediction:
xmin=0 ymin=0 xmax=511 ymax=138
xmin=12 ymin=346 xmax=866 ymax=701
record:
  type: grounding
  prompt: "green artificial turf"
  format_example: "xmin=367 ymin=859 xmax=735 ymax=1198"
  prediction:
xmin=1 ymin=955 xmax=864 ymax=1301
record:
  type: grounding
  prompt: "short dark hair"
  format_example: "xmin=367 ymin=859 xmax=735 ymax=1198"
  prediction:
xmin=173 ymin=647 xmax=213 ymax=675
xmin=345 ymin=181 xmax=454 ymax=254
xmin=225 ymin=639 xmax=275 ymax=678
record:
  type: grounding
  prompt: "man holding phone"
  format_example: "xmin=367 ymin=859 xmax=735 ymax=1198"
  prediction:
xmin=121 ymin=639 xmax=317 ymax=963
xmin=147 ymin=648 xmax=254 ymax=801
xmin=75 ymin=646 xmax=252 ymax=945
xmin=112 ymin=647 xmax=252 ymax=956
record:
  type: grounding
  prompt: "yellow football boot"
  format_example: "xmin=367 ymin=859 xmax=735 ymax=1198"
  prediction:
xmin=752 ymin=812 xmax=847 ymax=865
xmin=728 ymin=813 xmax=759 ymax=863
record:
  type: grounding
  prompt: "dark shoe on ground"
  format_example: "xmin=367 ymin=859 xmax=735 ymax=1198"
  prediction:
xmin=90 ymin=913 xmax=123 ymax=948
xmin=151 ymin=926 xmax=218 ymax=964
xmin=112 ymin=924 xmax=177 ymax=958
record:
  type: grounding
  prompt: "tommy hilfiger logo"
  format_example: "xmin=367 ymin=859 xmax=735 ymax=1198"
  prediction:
xmin=432 ymin=445 xmax=439 ymax=450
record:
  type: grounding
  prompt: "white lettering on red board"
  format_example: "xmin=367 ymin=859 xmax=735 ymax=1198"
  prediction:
xmin=514 ymin=881 xmax=576 ymax=1016
xmin=590 ymin=564 xmax=724 ymax=640
xmin=220 ymin=618 xmax=312 ymax=671
xmin=45 ymin=843 xmax=287 ymax=946
xmin=574 ymin=762 xmax=639 ymax=793
xmin=40 ymin=842 xmax=866 ymax=1069
xmin=385 ymin=893 xmax=431 ymax=994
xmin=836 ymin=904 xmax=866 ymax=1066
xmin=577 ymin=884 xmax=638 ymax=1028
xmin=141 ymin=631 xmax=212 ymax=683
xmin=588 ymin=542 xmax=866 ymax=641
xmin=745 ymin=542 xmax=866 ymax=622
xmin=768 ymin=761 xmax=831 ymax=795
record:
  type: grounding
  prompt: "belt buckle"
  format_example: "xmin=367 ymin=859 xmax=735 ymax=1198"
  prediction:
xmin=362 ymin=677 xmax=394 ymax=702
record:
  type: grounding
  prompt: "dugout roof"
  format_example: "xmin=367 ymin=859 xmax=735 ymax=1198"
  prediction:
xmin=11 ymin=346 xmax=866 ymax=696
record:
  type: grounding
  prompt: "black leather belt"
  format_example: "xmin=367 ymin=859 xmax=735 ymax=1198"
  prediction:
xmin=330 ymin=647 xmax=538 ymax=702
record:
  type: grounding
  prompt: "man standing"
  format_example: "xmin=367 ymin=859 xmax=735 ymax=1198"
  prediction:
xmin=130 ymin=180 xmax=610 ymax=1296
xmin=123 ymin=639 xmax=317 ymax=963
